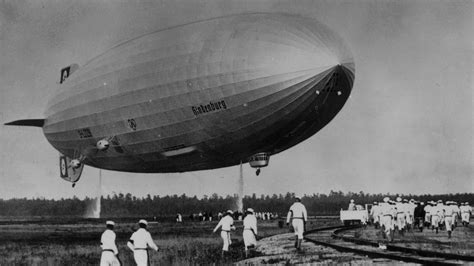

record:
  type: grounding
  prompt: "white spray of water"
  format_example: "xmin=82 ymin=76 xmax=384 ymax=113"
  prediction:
xmin=85 ymin=170 xmax=101 ymax=218
xmin=236 ymin=162 xmax=244 ymax=213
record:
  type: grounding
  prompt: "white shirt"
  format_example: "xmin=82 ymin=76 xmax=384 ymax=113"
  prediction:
xmin=243 ymin=214 xmax=257 ymax=234
xmin=379 ymin=203 xmax=396 ymax=216
xmin=371 ymin=205 xmax=383 ymax=216
xmin=444 ymin=205 xmax=455 ymax=216
xmin=428 ymin=205 xmax=438 ymax=215
xmin=424 ymin=205 xmax=432 ymax=213
xmin=452 ymin=205 xmax=460 ymax=215
xmin=213 ymin=215 xmax=235 ymax=232
xmin=435 ymin=204 xmax=445 ymax=216
xmin=101 ymin=229 xmax=118 ymax=255
xmin=407 ymin=203 xmax=416 ymax=216
xmin=128 ymin=228 xmax=158 ymax=251
xmin=395 ymin=202 xmax=405 ymax=214
xmin=286 ymin=202 xmax=307 ymax=223
xmin=464 ymin=205 xmax=472 ymax=213
xmin=460 ymin=205 xmax=471 ymax=213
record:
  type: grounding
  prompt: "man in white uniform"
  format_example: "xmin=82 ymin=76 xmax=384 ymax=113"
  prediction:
xmin=379 ymin=197 xmax=395 ymax=242
xmin=127 ymin=219 xmax=159 ymax=266
xmin=405 ymin=199 xmax=416 ymax=231
xmin=452 ymin=202 xmax=460 ymax=228
xmin=213 ymin=210 xmax=236 ymax=257
xmin=371 ymin=202 xmax=381 ymax=228
xmin=460 ymin=202 xmax=472 ymax=226
xmin=286 ymin=197 xmax=308 ymax=251
xmin=443 ymin=201 xmax=456 ymax=238
xmin=242 ymin=208 xmax=258 ymax=257
xmin=395 ymin=197 xmax=406 ymax=236
xmin=424 ymin=201 xmax=433 ymax=228
xmin=431 ymin=200 xmax=443 ymax=233
xmin=100 ymin=220 xmax=120 ymax=266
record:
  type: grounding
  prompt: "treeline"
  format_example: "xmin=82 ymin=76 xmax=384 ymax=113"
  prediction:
xmin=0 ymin=191 xmax=473 ymax=217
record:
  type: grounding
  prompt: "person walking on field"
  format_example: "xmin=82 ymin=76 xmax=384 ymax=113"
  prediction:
xmin=379 ymin=197 xmax=395 ymax=242
xmin=213 ymin=210 xmax=236 ymax=257
xmin=242 ymin=208 xmax=258 ymax=257
xmin=414 ymin=202 xmax=426 ymax=232
xmin=127 ymin=219 xmax=159 ymax=266
xmin=443 ymin=201 xmax=456 ymax=238
xmin=100 ymin=220 xmax=120 ymax=266
xmin=286 ymin=196 xmax=308 ymax=251
xmin=460 ymin=202 xmax=472 ymax=226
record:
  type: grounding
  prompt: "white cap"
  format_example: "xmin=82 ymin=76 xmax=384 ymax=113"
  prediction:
xmin=383 ymin=197 xmax=390 ymax=202
xmin=106 ymin=220 xmax=115 ymax=226
xmin=396 ymin=197 xmax=402 ymax=202
xmin=138 ymin=219 xmax=148 ymax=225
xmin=226 ymin=210 xmax=233 ymax=214
xmin=350 ymin=199 xmax=354 ymax=203
xmin=246 ymin=208 xmax=254 ymax=213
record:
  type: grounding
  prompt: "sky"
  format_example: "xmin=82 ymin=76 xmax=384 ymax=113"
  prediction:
xmin=0 ymin=0 xmax=472 ymax=199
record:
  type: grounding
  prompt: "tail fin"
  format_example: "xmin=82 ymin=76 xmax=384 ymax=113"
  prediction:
xmin=4 ymin=119 xmax=45 ymax=127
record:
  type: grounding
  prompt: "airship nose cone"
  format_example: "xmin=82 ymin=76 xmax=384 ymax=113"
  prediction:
xmin=219 ymin=13 xmax=354 ymax=90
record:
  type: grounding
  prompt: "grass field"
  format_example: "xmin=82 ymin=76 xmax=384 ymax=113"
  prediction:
xmin=0 ymin=217 xmax=337 ymax=265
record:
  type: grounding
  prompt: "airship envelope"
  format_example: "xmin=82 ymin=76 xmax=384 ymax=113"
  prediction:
xmin=10 ymin=13 xmax=355 ymax=174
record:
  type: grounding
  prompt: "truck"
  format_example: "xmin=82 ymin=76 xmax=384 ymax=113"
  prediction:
xmin=340 ymin=204 xmax=372 ymax=226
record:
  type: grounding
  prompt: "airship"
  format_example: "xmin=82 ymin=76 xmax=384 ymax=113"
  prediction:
xmin=5 ymin=13 xmax=355 ymax=185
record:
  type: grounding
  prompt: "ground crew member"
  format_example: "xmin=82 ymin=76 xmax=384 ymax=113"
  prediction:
xmin=370 ymin=202 xmax=380 ymax=228
xmin=437 ymin=200 xmax=446 ymax=230
xmin=379 ymin=197 xmax=395 ymax=242
xmin=430 ymin=201 xmax=442 ymax=233
xmin=460 ymin=202 xmax=472 ymax=226
xmin=406 ymin=199 xmax=416 ymax=231
xmin=452 ymin=202 xmax=460 ymax=228
xmin=242 ymin=208 xmax=258 ymax=257
xmin=395 ymin=197 xmax=406 ymax=235
xmin=100 ymin=220 xmax=120 ymax=266
xmin=348 ymin=199 xmax=356 ymax=211
xmin=213 ymin=210 xmax=236 ymax=257
xmin=127 ymin=219 xmax=159 ymax=266
xmin=414 ymin=202 xmax=425 ymax=232
xmin=424 ymin=201 xmax=433 ymax=228
xmin=443 ymin=201 xmax=456 ymax=238
xmin=286 ymin=196 xmax=308 ymax=251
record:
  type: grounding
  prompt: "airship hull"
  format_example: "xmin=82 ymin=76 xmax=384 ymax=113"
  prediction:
xmin=42 ymin=13 xmax=355 ymax=173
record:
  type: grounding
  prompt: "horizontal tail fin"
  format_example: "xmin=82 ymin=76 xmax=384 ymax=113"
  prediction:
xmin=4 ymin=119 xmax=45 ymax=127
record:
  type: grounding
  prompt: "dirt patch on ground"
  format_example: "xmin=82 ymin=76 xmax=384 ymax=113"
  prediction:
xmin=237 ymin=233 xmax=399 ymax=265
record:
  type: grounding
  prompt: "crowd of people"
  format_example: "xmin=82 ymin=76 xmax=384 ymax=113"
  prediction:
xmin=211 ymin=196 xmax=307 ymax=259
xmin=98 ymin=197 xmax=471 ymax=265
xmin=184 ymin=210 xmax=278 ymax=222
xmin=366 ymin=197 xmax=472 ymax=242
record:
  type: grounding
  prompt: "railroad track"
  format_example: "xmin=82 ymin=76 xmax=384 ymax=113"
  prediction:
xmin=304 ymin=225 xmax=474 ymax=265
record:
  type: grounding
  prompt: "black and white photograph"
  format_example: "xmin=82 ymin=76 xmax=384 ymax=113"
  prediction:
xmin=0 ymin=0 xmax=472 ymax=264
